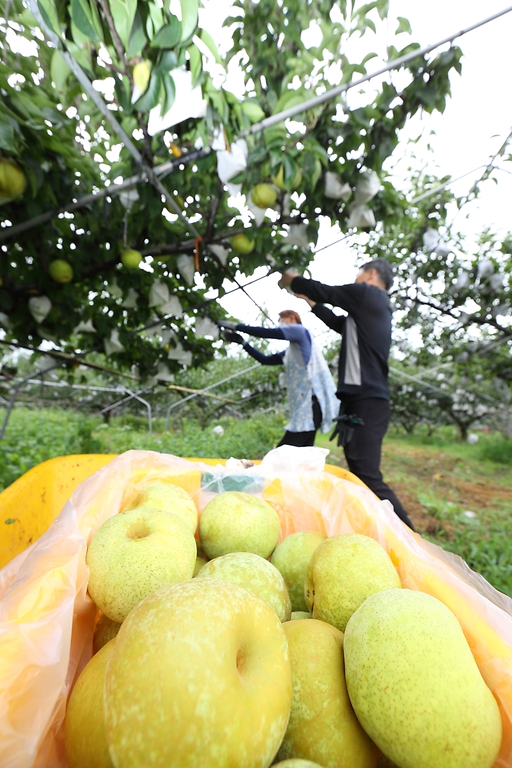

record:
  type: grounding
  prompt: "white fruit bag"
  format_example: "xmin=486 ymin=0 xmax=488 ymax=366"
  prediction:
xmin=0 ymin=449 xmax=511 ymax=768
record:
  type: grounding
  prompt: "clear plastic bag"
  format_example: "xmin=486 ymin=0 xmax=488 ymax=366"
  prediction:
xmin=1 ymin=449 xmax=511 ymax=768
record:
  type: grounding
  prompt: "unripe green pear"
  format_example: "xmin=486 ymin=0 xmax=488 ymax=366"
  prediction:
xmin=251 ymin=182 xmax=278 ymax=209
xmin=0 ymin=158 xmax=26 ymax=199
xmin=231 ymin=233 xmax=255 ymax=254
xmin=272 ymin=165 xmax=302 ymax=192
xmin=49 ymin=259 xmax=73 ymax=283
xmin=344 ymin=589 xmax=502 ymax=768
xmin=305 ymin=534 xmax=401 ymax=632
xmin=121 ymin=248 xmax=142 ymax=269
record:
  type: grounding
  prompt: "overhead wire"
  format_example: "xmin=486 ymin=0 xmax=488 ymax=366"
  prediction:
xmin=3 ymin=3 xmax=511 ymax=378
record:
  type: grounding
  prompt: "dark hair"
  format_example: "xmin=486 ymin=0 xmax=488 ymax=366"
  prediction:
xmin=279 ymin=310 xmax=302 ymax=324
xmin=360 ymin=259 xmax=394 ymax=290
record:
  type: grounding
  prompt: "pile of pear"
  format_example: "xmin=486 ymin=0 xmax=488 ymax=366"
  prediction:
xmin=65 ymin=481 xmax=503 ymax=768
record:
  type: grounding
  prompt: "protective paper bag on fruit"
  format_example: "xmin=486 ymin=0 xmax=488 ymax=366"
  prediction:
xmin=0 ymin=448 xmax=511 ymax=768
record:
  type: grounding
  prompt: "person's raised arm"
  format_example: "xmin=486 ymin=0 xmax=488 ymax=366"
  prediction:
xmin=242 ymin=343 xmax=284 ymax=366
xmin=311 ymin=304 xmax=346 ymax=333
xmin=235 ymin=323 xmax=287 ymax=341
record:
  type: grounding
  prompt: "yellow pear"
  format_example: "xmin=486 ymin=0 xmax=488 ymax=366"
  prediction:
xmin=64 ymin=639 xmax=116 ymax=768
xmin=344 ymin=589 xmax=502 ymax=768
xmin=271 ymin=531 xmax=326 ymax=612
xmin=199 ymin=491 xmax=280 ymax=560
xmin=277 ymin=619 xmax=378 ymax=768
xmin=195 ymin=551 xmax=291 ymax=621
xmin=126 ymin=480 xmax=198 ymax=533
xmin=193 ymin=555 xmax=208 ymax=576
xmin=104 ymin=579 xmax=292 ymax=768
xmin=86 ymin=508 xmax=196 ymax=623
xmin=305 ymin=534 xmax=401 ymax=631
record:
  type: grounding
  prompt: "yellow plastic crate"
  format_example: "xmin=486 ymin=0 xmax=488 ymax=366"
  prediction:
xmin=0 ymin=454 xmax=363 ymax=569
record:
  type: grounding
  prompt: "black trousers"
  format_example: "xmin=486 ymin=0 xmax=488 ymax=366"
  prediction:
xmin=277 ymin=396 xmax=322 ymax=448
xmin=334 ymin=398 xmax=416 ymax=531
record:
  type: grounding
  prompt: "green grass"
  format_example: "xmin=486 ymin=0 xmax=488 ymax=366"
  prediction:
xmin=0 ymin=407 xmax=284 ymax=492
xmin=317 ymin=427 xmax=512 ymax=598
xmin=1 ymin=408 xmax=511 ymax=598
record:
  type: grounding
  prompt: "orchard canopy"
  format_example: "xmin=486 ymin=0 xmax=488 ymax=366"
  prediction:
xmin=3 ymin=0 xmax=509 ymax=386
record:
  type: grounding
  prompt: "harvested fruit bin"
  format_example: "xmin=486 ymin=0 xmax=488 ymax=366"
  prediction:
xmin=0 ymin=448 xmax=511 ymax=768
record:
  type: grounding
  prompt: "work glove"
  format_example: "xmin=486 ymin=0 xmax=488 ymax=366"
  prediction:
xmin=222 ymin=329 xmax=245 ymax=345
xmin=217 ymin=319 xmax=238 ymax=331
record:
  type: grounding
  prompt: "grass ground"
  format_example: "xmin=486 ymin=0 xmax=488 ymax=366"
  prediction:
xmin=1 ymin=408 xmax=511 ymax=597
xmin=317 ymin=429 xmax=512 ymax=597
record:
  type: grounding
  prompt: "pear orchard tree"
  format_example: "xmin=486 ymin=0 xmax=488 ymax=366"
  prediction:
xmin=0 ymin=0 xmax=463 ymax=382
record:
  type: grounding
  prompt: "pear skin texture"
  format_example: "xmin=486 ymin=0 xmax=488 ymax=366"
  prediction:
xmin=290 ymin=611 xmax=312 ymax=620
xmin=86 ymin=508 xmax=196 ymax=623
xmin=199 ymin=491 xmax=280 ymax=560
xmin=344 ymin=589 xmax=503 ymax=768
xmin=193 ymin=555 xmax=209 ymax=576
xmin=104 ymin=579 xmax=292 ymax=768
xmin=93 ymin=614 xmax=121 ymax=654
xmin=271 ymin=531 xmax=326 ymax=612
xmin=273 ymin=761 xmax=324 ymax=767
xmin=277 ymin=619 xmax=378 ymax=768
xmin=195 ymin=551 xmax=291 ymax=621
xmin=305 ymin=534 xmax=401 ymax=631
xmin=64 ymin=639 xmax=115 ymax=768
xmin=126 ymin=480 xmax=198 ymax=533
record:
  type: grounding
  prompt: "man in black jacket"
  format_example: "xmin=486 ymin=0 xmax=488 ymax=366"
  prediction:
xmin=279 ymin=259 xmax=415 ymax=531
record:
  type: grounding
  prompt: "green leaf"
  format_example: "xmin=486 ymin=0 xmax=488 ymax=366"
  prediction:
xmin=151 ymin=17 xmax=181 ymax=48
xmin=154 ymin=49 xmax=178 ymax=75
xmin=179 ymin=0 xmax=198 ymax=42
xmin=162 ymin=73 xmax=176 ymax=114
xmin=396 ymin=16 xmax=412 ymax=35
xmin=148 ymin=1 xmax=164 ymax=35
xmin=188 ymin=44 xmax=202 ymax=86
xmin=108 ymin=0 xmax=138 ymax=50
xmin=199 ymin=29 xmax=222 ymax=65
xmin=70 ymin=0 xmax=99 ymax=41
xmin=50 ymin=49 xmax=71 ymax=92
xmin=273 ymin=90 xmax=305 ymax=115
xmin=127 ymin=9 xmax=146 ymax=58
xmin=0 ymin=117 xmax=15 ymax=151
xmin=376 ymin=0 xmax=390 ymax=20
xmin=133 ymin=71 xmax=162 ymax=112
xmin=241 ymin=100 xmax=265 ymax=123
xmin=36 ymin=0 xmax=61 ymax=36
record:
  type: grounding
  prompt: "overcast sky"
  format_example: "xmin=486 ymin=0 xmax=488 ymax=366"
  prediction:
xmin=211 ymin=1 xmax=512 ymax=338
